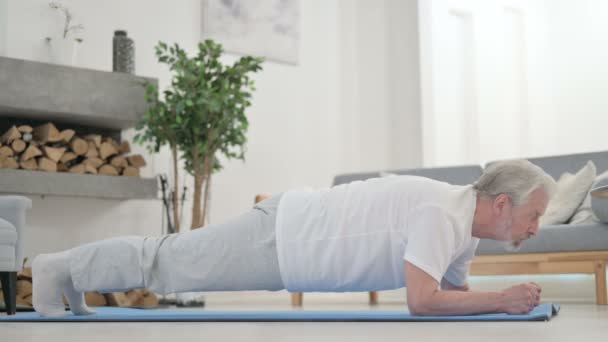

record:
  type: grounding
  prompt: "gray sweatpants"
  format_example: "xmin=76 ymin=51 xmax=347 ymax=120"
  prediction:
xmin=68 ymin=193 xmax=285 ymax=294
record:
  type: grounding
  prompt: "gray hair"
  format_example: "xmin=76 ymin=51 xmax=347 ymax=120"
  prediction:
xmin=473 ymin=159 xmax=557 ymax=206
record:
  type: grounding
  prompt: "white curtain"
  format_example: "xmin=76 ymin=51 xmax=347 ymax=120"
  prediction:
xmin=419 ymin=0 xmax=556 ymax=167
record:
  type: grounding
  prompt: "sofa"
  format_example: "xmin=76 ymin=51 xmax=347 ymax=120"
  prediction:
xmin=279 ymin=151 xmax=608 ymax=306
xmin=0 ymin=196 xmax=32 ymax=315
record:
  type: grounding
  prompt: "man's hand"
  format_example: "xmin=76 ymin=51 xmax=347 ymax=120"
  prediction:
xmin=499 ymin=282 xmax=542 ymax=314
xmin=405 ymin=261 xmax=539 ymax=316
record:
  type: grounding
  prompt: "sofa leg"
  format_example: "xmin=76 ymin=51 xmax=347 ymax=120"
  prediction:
xmin=369 ymin=291 xmax=378 ymax=305
xmin=0 ymin=272 xmax=17 ymax=315
xmin=291 ymin=292 xmax=303 ymax=307
xmin=595 ymin=261 xmax=607 ymax=305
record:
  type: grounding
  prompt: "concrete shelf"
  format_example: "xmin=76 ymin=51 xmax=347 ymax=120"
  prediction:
xmin=0 ymin=169 xmax=158 ymax=200
xmin=0 ymin=57 xmax=159 ymax=200
xmin=0 ymin=57 xmax=156 ymax=130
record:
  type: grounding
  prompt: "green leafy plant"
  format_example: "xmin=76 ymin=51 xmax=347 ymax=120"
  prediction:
xmin=135 ymin=85 xmax=182 ymax=231
xmin=136 ymin=40 xmax=263 ymax=229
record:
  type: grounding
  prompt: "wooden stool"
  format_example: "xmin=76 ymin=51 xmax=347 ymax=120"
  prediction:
xmin=255 ymin=193 xmax=379 ymax=307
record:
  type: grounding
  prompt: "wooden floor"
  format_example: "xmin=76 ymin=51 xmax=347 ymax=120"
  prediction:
xmin=2 ymin=294 xmax=608 ymax=342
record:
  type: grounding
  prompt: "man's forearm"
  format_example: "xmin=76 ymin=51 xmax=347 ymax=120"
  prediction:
xmin=409 ymin=289 xmax=505 ymax=316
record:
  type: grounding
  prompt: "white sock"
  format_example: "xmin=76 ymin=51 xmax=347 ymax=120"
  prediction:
xmin=32 ymin=251 xmax=96 ymax=317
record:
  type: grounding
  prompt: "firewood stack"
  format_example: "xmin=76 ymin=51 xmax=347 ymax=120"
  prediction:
xmin=0 ymin=122 xmax=146 ymax=177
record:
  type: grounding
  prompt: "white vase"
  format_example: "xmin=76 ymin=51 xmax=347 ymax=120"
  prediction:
xmin=45 ymin=38 xmax=80 ymax=66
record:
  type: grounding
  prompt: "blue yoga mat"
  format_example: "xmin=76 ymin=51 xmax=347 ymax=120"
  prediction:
xmin=0 ymin=303 xmax=559 ymax=322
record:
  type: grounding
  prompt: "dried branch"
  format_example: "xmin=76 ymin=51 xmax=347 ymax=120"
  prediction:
xmin=48 ymin=1 xmax=84 ymax=40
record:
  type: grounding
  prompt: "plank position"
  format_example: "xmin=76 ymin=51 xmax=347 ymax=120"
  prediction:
xmin=32 ymin=159 xmax=555 ymax=317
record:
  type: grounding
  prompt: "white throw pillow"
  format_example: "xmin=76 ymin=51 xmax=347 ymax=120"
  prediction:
xmin=540 ymin=161 xmax=597 ymax=226
xmin=569 ymin=192 xmax=596 ymax=225
xmin=571 ymin=169 xmax=608 ymax=224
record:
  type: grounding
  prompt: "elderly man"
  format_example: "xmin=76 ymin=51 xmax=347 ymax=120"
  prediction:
xmin=32 ymin=160 xmax=555 ymax=317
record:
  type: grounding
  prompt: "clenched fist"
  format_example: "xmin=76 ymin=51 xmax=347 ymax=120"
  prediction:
xmin=499 ymin=282 xmax=542 ymax=314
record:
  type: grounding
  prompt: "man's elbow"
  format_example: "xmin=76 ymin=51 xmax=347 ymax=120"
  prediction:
xmin=407 ymin=296 xmax=434 ymax=316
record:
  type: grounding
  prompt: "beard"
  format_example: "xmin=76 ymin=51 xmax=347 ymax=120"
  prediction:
xmin=497 ymin=217 xmax=522 ymax=252
xmin=503 ymin=239 xmax=522 ymax=252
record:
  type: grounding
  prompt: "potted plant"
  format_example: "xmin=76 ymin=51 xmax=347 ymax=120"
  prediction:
xmin=136 ymin=40 xmax=263 ymax=230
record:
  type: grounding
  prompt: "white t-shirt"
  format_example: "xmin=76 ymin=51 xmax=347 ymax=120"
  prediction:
xmin=274 ymin=175 xmax=479 ymax=292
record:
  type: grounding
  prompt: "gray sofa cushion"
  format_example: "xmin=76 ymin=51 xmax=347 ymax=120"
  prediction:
xmin=477 ymin=222 xmax=608 ymax=256
xmin=333 ymin=172 xmax=382 ymax=186
xmin=385 ymin=165 xmax=483 ymax=186
xmin=508 ymin=150 xmax=608 ymax=180
xmin=333 ymin=165 xmax=483 ymax=186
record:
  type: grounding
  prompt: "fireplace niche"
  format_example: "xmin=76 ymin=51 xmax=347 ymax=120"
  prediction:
xmin=0 ymin=56 xmax=158 ymax=200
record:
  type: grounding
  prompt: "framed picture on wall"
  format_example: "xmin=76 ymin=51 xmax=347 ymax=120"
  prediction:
xmin=201 ymin=0 xmax=300 ymax=65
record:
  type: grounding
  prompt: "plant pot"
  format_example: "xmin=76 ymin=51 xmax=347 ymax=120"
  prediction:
xmin=45 ymin=38 xmax=80 ymax=66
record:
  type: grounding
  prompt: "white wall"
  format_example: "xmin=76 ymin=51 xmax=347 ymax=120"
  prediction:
xmin=545 ymin=0 xmax=608 ymax=155
xmin=387 ymin=0 xmax=423 ymax=169
xmin=1 ymin=0 xmax=423 ymax=261
xmin=205 ymin=0 xmax=424 ymax=224
xmin=336 ymin=0 xmax=422 ymax=174
xmin=209 ymin=0 xmax=343 ymax=225
xmin=0 ymin=0 xmax=6 ymax=56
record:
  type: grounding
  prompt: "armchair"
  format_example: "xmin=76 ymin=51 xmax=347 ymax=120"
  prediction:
xmin=0 ymin=196 xmax=32 ymax=315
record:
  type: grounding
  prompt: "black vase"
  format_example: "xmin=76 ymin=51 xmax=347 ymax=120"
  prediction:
xmin=113 ymin=30 xmax=135 ymax=74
